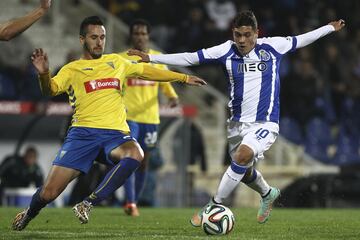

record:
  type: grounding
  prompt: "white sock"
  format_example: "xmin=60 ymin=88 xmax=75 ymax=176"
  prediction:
xmin=214 ymin=165 xmax=246 ymax=203
xmin=245 ymin=169 xmax=270 ymax=197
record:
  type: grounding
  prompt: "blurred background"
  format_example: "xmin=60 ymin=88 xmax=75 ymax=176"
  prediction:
xmin=0 ymin=0 xmax=360 ymax=209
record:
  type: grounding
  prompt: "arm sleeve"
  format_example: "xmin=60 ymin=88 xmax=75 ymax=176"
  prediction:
xmin=149 ymin=41 xmax=232 ymax=66
xmin=149 ymin=52 xmax=200 ymax=66
xmin=160 ymin=82 xmax=178 ymax=99
xmin=295 ymin=25 xmax=335 ymax=49
xmin=38 ymin=72 xmax=59 ymax=96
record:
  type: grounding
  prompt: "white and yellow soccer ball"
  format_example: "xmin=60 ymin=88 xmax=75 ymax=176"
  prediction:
xmin=201 ymin=204 xmax=235 ymax=235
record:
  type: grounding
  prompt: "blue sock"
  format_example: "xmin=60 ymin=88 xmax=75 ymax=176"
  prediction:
xmin=85 ymin=158 xmax=140 ymax=205
xmin=135 ymin=170 xmax=147 ymax=202
xmin=27 ymin=187 xmax=48 ymax=218
xmin=124 ymin=173 xmax=136 ymax=203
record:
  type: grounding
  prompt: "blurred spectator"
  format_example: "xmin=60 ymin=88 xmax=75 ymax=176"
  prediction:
xmin=205 ymin=0 xmax=236 ymax=31
xmin=0 ymin=146 xmax=44 ymax=201
xmin=320 ymin=43 xmax=349 ymax=119
xmin=281 ymin=57 xmax=326 ymax=129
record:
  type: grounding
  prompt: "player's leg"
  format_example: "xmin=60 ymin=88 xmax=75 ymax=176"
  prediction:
xmin=242 ymin=167 xmax=280 ymax=223
xmin=191 ymin=122 xmax=279 ymax=226
xmin=123 ymin=151 xmax=149 ymax=217
xmin=123 ymin=121 xmax=140 ymax=215
xmin=124 ymin=123 xmax=157 ymax=216
xmin=190 ymin=122 xmax=252 ymax=226
xmin=12 ymin=165 xmax=80 ymax=231
xmin=74 ymin=134 xmax=144 ymax=223
xmin=229 ymin=122 xmax=280 ymax=223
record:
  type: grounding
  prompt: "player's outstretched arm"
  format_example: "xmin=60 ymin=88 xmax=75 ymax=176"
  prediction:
xmin=140 ymin=65 xmax=207 ymax=86
xmin=0 ymin=0 xmax=51 ymax=41
xmin=295 ymin=19 xmax=345 ymax=49
xmin=128 ymin=49 xmax=200 ymax=66
xmin=31 ymin=48 xmax=58 ymax=96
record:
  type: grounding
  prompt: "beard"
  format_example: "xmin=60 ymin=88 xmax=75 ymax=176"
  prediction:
xmin=83 ymin=42 xmax=103 ymax=59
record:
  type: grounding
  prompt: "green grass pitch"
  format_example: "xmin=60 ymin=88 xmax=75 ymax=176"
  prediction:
xmin=1 ymin=207 xmax=359 ymax=239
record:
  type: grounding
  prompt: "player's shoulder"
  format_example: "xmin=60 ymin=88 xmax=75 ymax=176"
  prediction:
xmin=257 ymin=36 xmax=292 ymax=45
xmin=59 ymin=58 xmax=83 ymax=71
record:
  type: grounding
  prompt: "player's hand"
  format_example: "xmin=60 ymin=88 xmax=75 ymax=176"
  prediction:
xmin=127 ymin=49 xmax=150 ymax=63
xmin=168 ymin=97 xmax=179 ymax=108
xmin=329 ymin=19 xmax=345 ymax=31
xmin=31 ymin=48 xmax=49 ymax=74
xmin=186 ymin=76 xmax=207 ymax=86
xmin=40 ymin=0 xmax=51 ymax=10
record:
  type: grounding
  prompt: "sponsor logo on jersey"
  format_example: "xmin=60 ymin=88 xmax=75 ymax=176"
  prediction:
xmin=84 ymin=78 xmax=121 ymax=93
xmin=259 ymin=50 xmax=271 ymax=61
xmin=127 ymin=78 xmax=155 ymax=87
xmin=237 ymin=62 xmax=267 ymax=73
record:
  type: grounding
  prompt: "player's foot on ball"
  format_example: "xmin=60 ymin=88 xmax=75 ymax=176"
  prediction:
xmin=190 ymin=198 xmax=216 ymax=227
xmin=12 ymin=208 xmax=33 ymax=231
xmin=73 ymin=200 xmax=93 ymax=224
xmin=123 ymin=203 xmax=140 ymax=217
xmin=257 ymin=187 xmax=280 ymax=224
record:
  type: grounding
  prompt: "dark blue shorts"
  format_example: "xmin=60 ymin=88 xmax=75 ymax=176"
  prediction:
xmin=53 ymin=127 xmax=136 ymax=174
xmin=127 ymin=120 xmax=158 ymax=151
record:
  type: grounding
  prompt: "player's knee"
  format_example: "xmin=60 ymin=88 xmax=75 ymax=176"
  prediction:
xmin=40 ymin=186 xmax=61 ymax=202
xmin=129 ymin=147 xmax=144 ymax=162
xmin=233 ymin=146 xmax=254 ymax=165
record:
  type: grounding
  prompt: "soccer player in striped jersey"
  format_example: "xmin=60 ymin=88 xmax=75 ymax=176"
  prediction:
xmin=11 ymin=16 xmax=206 ymax=231
xmin=0 ymin=0 xmax=51 ymax=41
xmin=119 ymin=19 xmax=179 ymax=216
xmin=128 ymin=11 xmax=345 ymax=225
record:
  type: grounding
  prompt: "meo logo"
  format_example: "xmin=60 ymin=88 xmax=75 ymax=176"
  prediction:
xmin=84 ymin=78 xmax=121 ymax=93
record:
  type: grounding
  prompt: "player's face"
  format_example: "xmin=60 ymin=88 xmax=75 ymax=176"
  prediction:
xmin=80 ymin=24 xmax=106 ymax=59
xmin=131 ymin=25 xmax=149 ymax=52
xmin=233 ymin=26 xmax=258 ymax=56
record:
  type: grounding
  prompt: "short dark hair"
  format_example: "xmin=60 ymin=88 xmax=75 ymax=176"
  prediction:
xmin=80 ymin=16 xmax=104 ymax=37
xmin=25 ymin=146 xmax=37 ymax=156
xmin=129 ymin=19 xmax=151 ymax=35
xmin=233 ymin=11 xmax=258 ymax=30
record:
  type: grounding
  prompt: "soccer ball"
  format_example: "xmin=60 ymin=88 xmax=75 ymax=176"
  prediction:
xmin=201 ymin=204 xmax=235 ymax=235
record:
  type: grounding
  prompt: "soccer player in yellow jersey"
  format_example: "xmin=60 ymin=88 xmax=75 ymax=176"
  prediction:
xmin=119 ymin=19 xmax=178 ymax=216
xmin=0 ymin=0 xmax=51 ymax=41
xmin=12 ymin=16 xmax=206 ymax=231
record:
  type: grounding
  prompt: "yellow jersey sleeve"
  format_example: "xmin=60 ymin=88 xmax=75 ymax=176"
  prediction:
xmin=52 ymin=65 xmax=72 ymax=95
xmin=122 ymin=57 xmax=144 ymax=78
xmin=159 ymin=82 xmax=178 ymax=99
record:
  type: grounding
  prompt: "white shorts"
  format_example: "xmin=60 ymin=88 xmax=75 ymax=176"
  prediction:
xmin=227 ymin=121 xmax=279 ymax=166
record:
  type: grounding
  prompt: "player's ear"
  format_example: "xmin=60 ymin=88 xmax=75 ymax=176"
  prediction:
xmin=79 ymin=35 xmax=85 ymax=45
xmin=255 ymin=28 xmax=259 ymax=38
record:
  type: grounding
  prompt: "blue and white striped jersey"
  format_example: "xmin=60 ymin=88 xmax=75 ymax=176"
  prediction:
xmin=197 ymin=37 xmax=296 ymax=123
xmin=149 ymin=24 xmax=335 ymax=124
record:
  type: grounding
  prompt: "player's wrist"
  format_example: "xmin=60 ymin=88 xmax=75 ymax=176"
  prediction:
xmin=38 ymin=70 xmax=50 ymax=76
xmin=182 ymin=75 xmax=189 ymax=83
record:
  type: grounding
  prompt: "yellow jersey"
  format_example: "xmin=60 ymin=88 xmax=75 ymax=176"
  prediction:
xmin=52 ymin=53 xmax=144 ymax=133
xmin=119 ymin=49 xmax=178 ymax=124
